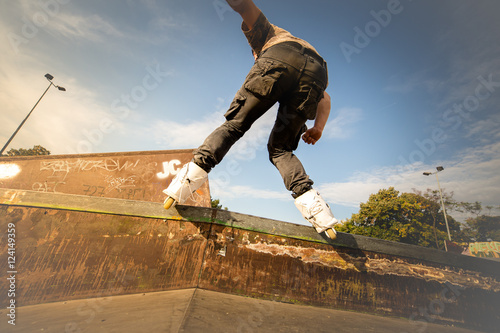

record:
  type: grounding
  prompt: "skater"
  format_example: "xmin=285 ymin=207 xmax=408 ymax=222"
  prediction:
xmin=164 ymin=0 xmax=340 ymax=239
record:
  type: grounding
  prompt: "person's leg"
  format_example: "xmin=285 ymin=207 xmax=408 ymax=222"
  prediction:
xmin=266 ymin=48 xmax=339 ymax=238
xmin=166 ymin=90 xmax=274 ymax=207
xmin=266 ymin=48 xmax=327 ymax=198
xmin=193 ymin=88 xmax=275 ymax=172
xmin=193 ymin=55 xmax=292 ymax=172
xmin=267 ymin=103 xmax=339 ymax=239
xmin=267 ymin=104 xmax=313 ymax=198
xmin=165 ymin=56 xmax=290 ymax=206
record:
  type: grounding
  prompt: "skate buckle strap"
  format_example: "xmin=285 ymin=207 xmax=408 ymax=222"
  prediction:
xmin=163 ymin=162 xmax=208 ymax=205
xmin=294 ymin=189 xmax=337 ymax=234
xmin=307 ymin=198 xmax=324 ymax=220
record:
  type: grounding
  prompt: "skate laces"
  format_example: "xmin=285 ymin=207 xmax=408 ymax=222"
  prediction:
xmin=178 ymin=167 xmax=194 ymax=199
xmin=178 ymin=164 xmax=207 ymax=202
xmin=304 ymin=194 xmax=324 ymax=221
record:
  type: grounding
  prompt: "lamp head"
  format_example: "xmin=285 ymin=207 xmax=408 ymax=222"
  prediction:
xmin=423 ymin=172 xmax=432 ymax=176
xmin=57 ymin=86 xmax=66 ymax=92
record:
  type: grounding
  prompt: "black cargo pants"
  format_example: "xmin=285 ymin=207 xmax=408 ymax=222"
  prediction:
xmin=193 ymin=42 xmax=328 ymax=197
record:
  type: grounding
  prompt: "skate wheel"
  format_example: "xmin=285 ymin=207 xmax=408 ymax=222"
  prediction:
xmin=326 ymin=228 xmax=337 ymax=240
xmin=164 ymin=197 xmax=175 ymax=210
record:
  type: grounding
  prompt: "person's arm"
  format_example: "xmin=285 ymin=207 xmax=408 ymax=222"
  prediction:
xmin=302 ymin=92 xmax=331 ymax=145
xmin=226 ymin=0 xmax=261 ymax=29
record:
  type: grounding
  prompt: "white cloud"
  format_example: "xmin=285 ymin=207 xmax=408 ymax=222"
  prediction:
xmin=205 ymin=139 xmax=500 ymax=223
xmin=210 ymin=184 xmax=289 ymax=201
xmin=48 ymin=13 xmax=124 ymax=42
xmin=323 ymin=107 xmax=363 ymax=140
xmin=0 ymin=74 xmax=121 ymax=155
xmin=152 ymin=110 xmax=225 ymax=149
xmin=317 ymin=181 xmax=385 ymax=208
xmin=152 ymin=105 xmax=278 ymax=160
xmin=1 ymin=1 xmax=123 ymax=48
xmin=385 ymin=70 xmax=436 ymax=94
xmin=464 ymin=112 xmax=500 ymax=145
xmin=0 ymin=39 xmax=126 ymax=155
xmin=316 ymin=142 xmax=500 ymax=221
xmin=446 ymin=142 xmax=500 ymax=204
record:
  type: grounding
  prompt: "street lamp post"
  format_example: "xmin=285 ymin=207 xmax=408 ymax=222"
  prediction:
xmin=0 ymin=74 xmax=66 ymax=155
xmin=423 ymin=166 xmax=452 ymax=251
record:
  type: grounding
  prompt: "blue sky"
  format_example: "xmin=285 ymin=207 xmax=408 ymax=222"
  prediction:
xmin=1 ymin=0 xmax=499 ymax=225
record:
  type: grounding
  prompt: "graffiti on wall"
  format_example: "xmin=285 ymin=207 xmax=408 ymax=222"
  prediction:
xmin=0 ymin=152 xmax=210 ymax=207
xmin=468 ymin=242 xmax=500 ymax=259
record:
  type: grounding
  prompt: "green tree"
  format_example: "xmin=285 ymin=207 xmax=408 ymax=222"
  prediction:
xmin=461 ymin=215 xmax=500 ymax=242
xmin=446 ymin=200 xmax=500 ymax=242
xmin=337 ymin=187 xmax=459 ymax=249
xmin=454 ymin=201 xmax=483 ymax=218
xmin=412 ymin=188 xmax=463 ymax=247
xmin=211 ymin=197 xmax=228 ymax=210
xmin=3 ymin=145 xmax=51 ymax=156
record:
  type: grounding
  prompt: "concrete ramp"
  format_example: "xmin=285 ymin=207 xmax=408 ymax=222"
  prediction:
xmin=1 ymin=289 xmax=483 ymax=333
xmin=0 ymin=188 xmax=498 ymax=332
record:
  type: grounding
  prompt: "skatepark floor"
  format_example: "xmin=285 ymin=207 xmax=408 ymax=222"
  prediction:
xmin=0 ymin=288 xmax=483 ymax=333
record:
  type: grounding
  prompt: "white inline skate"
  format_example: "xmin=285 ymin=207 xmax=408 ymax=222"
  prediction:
xmin=294 ymin=189 xmax=340 ymax=240
xmin=163 ymin=162 xmax=208 ymax=209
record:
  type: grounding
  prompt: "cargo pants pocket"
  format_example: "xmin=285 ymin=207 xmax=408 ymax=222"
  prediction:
xmin=244 ymin=59 xmax=288 ymax=99
xmin=224 ymin=92 xmax=246 ymax=120
xmin=295 ymin=81 xmax=325 ymax=120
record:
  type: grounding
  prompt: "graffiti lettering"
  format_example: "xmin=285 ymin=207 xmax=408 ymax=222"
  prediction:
xmin=104 ymin=175 xmax=137 ymax=193
xmin=469 ymin=242 xmax=500 ymax=259
xmin=156 ymin=160 xmax=182 ymax=179
xmin=82 ymin=185 xmax=105 ymax=197
xmin=119 ymin=188 xmax=147 ymax=200
xmin=32 ymin=181 xmax=66 ymax=193
xmin=40 ymin=159 xmax=141 ymax=175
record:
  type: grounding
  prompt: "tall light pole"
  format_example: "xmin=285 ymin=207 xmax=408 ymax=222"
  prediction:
xmin=423 ymin=166 xmax=452 ymax=251
xmin=0 ymin=73 xmax=66 ymax=155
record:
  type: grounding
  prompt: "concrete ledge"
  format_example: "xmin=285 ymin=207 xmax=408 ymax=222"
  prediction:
xmin=1 ymin=188 xmax=498 ymax=277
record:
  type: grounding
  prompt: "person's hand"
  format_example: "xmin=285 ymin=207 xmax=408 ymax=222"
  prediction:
xmin=302 ymin=127 xmax=323 ymax=145
xmin=226 ymin=0 xmax=260 ymax=29
xmin=226 ymin=0 xmax=246 ymax=12
xmin=303 ymin=92 xmax=330 ymax=145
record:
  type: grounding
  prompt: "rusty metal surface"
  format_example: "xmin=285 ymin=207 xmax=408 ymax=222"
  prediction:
xmin=0 ymin=150 xmax=210 ymax=207
xmin=0 ymin=191 xmax=499 ymax=331
xmin=0 ymin=205 xmax=209 ymax=307
xmin=198 ymin=225 xmax=499 ymax=331
xmin=177 ymin=204 xmax=500 ymax=277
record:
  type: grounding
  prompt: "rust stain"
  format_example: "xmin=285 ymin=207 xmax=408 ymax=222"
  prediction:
xmin=243 ymin=240 xmax=500 ymax=292
xmin=0 ymin=206 xmax=209 ymax=307
xmin=364 ymin=257 xmax=500 ymax=291
xmin=197 ymin=225 xmax=499 ymax=332
xmin=244 ymin=242 xmax=356 ymax=271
